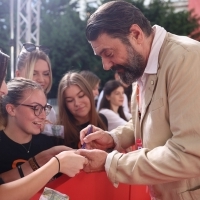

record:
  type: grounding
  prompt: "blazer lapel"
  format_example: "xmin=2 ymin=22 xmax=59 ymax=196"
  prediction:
xmin=140 ymin=74 xmax=158 ymax=124
xmin=131 ymin=82 xmax=142 ymax=141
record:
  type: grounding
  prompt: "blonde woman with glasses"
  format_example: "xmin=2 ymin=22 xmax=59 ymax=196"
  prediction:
xmin=15 ymin=43 xmax=57 ymax=136
xmin=0 ymin=78 xmax=68 ymax=182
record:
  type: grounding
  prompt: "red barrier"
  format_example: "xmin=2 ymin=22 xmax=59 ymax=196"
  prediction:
xmin=31 ymin=171 xmax=150 ymax=200
xmin=130 ymin=185 xmax=150 ymax=200
xmin=31 ymin=171 xmax=130 ymax=200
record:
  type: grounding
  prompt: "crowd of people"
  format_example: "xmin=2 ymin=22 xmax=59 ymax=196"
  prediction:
xmin=0 ymin=51 xmax=87 ymax=199
xmin=0 ymin=0 xmax=200 ymax=199
xmin=0 ymin=18 xmax=132 ymax=199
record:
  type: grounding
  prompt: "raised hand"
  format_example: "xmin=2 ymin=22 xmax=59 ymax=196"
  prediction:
xmin=80 ymin=125 xmax=115 ymax=150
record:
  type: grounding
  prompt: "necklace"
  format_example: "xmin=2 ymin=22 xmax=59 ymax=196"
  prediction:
xmin=21 ymin=139 xmax=32 ymax=153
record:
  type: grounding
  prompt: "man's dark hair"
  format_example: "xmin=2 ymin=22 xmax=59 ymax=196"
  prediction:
xmin=86 ymin=0 xmax=152 ymax=42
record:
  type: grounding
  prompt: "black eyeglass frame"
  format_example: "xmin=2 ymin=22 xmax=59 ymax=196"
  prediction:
xmin=16 ymin=103 xmax=52 ymax=117
xmin=22 ymin=43 xmax=50 ymax=55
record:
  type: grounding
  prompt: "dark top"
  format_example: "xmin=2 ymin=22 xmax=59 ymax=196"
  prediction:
xmin=99 ymin=113 xmax=108 ymax=129
xmin=70 ymin=113 xmax=108 ymax=149
xmin=0 ymin=130 xmax=64 ymax=174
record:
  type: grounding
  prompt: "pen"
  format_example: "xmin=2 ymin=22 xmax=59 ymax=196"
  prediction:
xmin=81 ymin=125 xmax=93 ymax=149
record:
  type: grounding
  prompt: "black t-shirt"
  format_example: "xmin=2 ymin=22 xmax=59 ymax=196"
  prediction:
xmin=0 ymin=130 xmax=64 ymax=174
xmin=99 ymin=113 xmax=108 ymax=129
xmin=70 ymin=113 xmax=108 ymax=149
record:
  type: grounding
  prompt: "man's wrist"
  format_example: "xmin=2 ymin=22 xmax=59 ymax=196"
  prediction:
xmin=106 ymin=133 xmax=116 ymax=152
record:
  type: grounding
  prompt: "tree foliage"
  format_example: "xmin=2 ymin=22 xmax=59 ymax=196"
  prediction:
xmin=0 ymin=0 xmax=199 ymax=98
xmin=92 ymin=0 xmax=200 ymax=37
xmin=0 ymin=0 xmax=10 ymax=54
xmin=40 ymin=0 xmax=113 ymax=98
xmin=0 ymin=0 xmax=12 ymax=81
xmin=134 ymin=0 xmax=200 ymax=37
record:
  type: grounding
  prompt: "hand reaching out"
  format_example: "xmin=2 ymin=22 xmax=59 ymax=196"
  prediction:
xmin=34 ymin=146 xmax=72 ymax=167
xmin=56 ymin=151 xmax=88 ymax=177
xmin=77 ymin=149 xmax=107 ymax=173
xmin=80 ymin=125 xmax=115 ymax=150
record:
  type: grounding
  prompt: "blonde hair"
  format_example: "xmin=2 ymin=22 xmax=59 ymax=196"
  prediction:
xmin=1 ymin=77 xmax=44 ymax=127
xmin=16 ymin=49 xmax=52 ymax=94
xmin=57 ymin=71 xmax=106 ymax=147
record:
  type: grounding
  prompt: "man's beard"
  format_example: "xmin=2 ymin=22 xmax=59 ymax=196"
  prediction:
xmin=112 ymin=43 xmax=146 ymax=85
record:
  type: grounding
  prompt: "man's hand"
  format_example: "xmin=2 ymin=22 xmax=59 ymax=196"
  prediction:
xmin=80 ymin=125 xmax=115 ymax=150
xmin=77 ymin=149 xmax=108 ymax=173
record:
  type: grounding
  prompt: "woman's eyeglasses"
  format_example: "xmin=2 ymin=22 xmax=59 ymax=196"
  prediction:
xmin=22 ymin=43 xmax=50 ymax=55
xmin=16 ymin=103 xmax=52 ymax=116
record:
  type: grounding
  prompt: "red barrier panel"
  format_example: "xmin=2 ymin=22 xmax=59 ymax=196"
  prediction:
xmin=31 ymin=171 xmax=130 ymax=200
xmin=31 ymin=171 xmax=151 ymax=200
xmin=130 ymin=185 xmax=150 ymax=200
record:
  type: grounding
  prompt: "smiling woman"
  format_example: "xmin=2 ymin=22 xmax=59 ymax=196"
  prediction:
xmin=15 ymin=43 xmax=57 ymax=136
xmin=57 ymin=71 xmax=107 ymax=149
xmin=0 ymin=78 xmax=65 ymax=177
xmin=0 ymin=51 xmax=88 ymax=200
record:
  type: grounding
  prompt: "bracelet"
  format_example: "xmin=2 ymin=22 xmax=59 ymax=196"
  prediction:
xmin=17 ymin=165 xmax=24 ymax=178
xmin=28 ymin=157 xmax=40 ymax=171
xmin=32 ymin=156 xmax=40 ymax=168
xmin=54 ymin=156 xmax=60 ymax=173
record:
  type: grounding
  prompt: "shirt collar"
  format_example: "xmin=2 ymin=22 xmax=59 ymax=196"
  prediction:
xmin=144 ymin=25 xmax=167 ymax=74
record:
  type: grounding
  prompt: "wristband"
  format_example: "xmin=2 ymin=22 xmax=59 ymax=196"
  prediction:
xmin=32 ymin=156 xmax=40 ymax=168
xmin=17 ymin=165 xmax=24 ymax=178
xmin=54 ymin=156 xmax=60 ymax=173
xmin=28 ymin=157 xmax=40 ymax=171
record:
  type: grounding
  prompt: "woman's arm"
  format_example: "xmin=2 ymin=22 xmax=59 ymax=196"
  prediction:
xmin=0 ymin=146 xmax=71 ymax=183
xmin=0 ymin=151 xmax=87 ymax=200
xmin=0 ymin=157 xmax=59 ymax=200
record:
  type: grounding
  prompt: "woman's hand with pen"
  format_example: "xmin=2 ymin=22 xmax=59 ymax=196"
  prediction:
xmin=80 ymin=125 xmax=115 ymax=151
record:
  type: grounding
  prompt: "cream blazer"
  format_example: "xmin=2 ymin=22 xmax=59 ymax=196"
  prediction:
xmin=108 ymin=32 xmax=200 ymax=200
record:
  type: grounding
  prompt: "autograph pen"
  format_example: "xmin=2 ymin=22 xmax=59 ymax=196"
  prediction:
xmin=81 ymin=125 xmax=93 ymax=149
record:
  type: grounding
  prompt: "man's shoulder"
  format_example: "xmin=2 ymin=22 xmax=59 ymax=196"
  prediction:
xmin=163 ymin=32 xmax=200 ymax=53
xmin=159 ymin=32 xmax=200 ymax=67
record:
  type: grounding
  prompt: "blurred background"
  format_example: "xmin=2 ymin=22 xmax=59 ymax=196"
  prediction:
xmin=0 ymin=0 xmax=199 ymax=102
